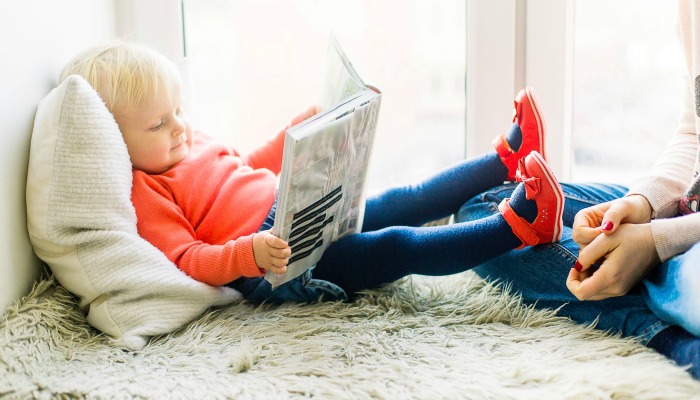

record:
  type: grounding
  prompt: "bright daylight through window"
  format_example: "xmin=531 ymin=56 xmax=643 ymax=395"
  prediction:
xmin=183 ymin=0 xmax=466 ymax=194
xmin=571 ymin=0 xmax=684 ymax=184
xmin=183 ymin=0 xmax=681 ymax=187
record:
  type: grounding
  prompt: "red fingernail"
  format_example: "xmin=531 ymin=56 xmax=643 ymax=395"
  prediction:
xmin=574 ymin=261 xmax=583 ymax=272
xmin=601 ymin=221 xmax=613 ymax=231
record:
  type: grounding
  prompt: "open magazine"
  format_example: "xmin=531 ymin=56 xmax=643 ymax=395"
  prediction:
xmin=265 ymin=38 xmax=382 ymax=288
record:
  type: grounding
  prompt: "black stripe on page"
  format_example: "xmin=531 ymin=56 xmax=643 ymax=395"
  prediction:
xmin=293 ymin=186 xmax=342 ymax=220
xmin=289 ymin=215 xmax=335 ymax=248
xmin=289 ymin=214 xmax=325 ymax=241
xmin=289 ymin=239 xmax=325 ymax=264
xmin=291 ymin=194 xmax=342 ymax=231
xmin=290 ymin=231 xmax=323 ymax=254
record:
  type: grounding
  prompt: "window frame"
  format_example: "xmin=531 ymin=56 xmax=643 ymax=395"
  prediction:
xmin=114 ymin=0 xmax=185 ymax=62
xmin=466 ymin=0 xmax=574 ymax=179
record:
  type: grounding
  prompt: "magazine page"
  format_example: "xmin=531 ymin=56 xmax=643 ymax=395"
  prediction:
xmin=267 ymin=94 xmax=381 ymax=288
xmin=266 ymin=37 xmax=382 ymax=288
xmin=317 ymin=37 xmax=366 ymax=111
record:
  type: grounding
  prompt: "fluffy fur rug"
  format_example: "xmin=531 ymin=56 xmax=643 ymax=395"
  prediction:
xmin=1 ymin=271 xmax=699 ymax=399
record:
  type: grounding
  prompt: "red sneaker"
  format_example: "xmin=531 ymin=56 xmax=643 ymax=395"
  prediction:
xmin=498 ymin=151 xmax=563 ymax=248
xmin=493 ymin=87 xmax=546 ymax=181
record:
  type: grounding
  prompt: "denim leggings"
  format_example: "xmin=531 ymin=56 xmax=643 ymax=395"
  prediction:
xmin=313 ymin=151 xmax=526 ymax=296
xmin=234 ymin=151 xmax=520 ymax=303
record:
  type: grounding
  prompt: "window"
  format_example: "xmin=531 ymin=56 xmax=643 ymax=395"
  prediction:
xmin=181 ymin=1 xmax=680 ymax=188
xmin=571 ymin=0 xmax=684 ymax=184
xmin=182 ymin=0 xmax=466 ymax=194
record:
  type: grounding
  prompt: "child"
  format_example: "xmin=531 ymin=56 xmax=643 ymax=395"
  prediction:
xmin=59 ymin=42 xmax=564 ymax=303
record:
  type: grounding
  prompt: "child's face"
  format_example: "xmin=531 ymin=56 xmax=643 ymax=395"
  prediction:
xmin=112 ymin=93 xmax=193 ymax=174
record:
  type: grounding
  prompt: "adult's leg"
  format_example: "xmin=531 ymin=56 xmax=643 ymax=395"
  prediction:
xmin=643 ymin=243 xmax=700 ymax=379
xmin=643 ymin=242 xmax=700 ymax=336
xmin=456 ymin=182 xmax=668 ymax=342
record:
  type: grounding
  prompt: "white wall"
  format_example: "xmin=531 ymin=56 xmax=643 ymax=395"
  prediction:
xmin=0 ymin=0 xmax=117 ymax=313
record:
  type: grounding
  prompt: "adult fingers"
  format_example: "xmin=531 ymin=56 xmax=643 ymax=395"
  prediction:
xmin=575 ymin=233 xmax=616 ymax=273
xmin=566 ymin=267 xmax=585 ymax=297
xmin=567 ymin=262 xmax=615 ymax=301
xmin=571 ymin=222 xmax=600 ymax=248
xmin=569 ymin=234 xmax=619 ymax=300
xmin=599 ymin=201 xmax=629 ymax=235
xmin=571 ymin=203 xmax=609 ymax=246
xmin=600 ymin=195 xmax=652 ymax=234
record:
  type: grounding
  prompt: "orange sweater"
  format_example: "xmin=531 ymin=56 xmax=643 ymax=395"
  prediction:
xmin=131 ymin=131 xmax=285 ymax=286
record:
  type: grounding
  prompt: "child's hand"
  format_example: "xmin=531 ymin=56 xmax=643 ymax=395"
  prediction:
xmin=290 ymin=105 xmax=320 ymax=127
xmin=253 ymin=231 xmax=292 ymax=274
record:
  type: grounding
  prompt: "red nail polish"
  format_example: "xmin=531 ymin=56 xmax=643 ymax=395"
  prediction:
xmin=602 ymin=221 xmax=613 ymax=231
xmin=574 ymin=261 xmax=583 ymax=272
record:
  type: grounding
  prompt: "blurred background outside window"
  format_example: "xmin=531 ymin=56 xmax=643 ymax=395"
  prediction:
xmin=183 ymin=0 xmax=466 ymax=195
xmin=571 ymin=0 xmax=684 ymax=184
xmin=183 ymin=0 xmax=684 ymax=190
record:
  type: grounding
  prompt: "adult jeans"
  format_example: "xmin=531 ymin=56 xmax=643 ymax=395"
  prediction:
xmin=457 ymin=182 xmax=669 ymax=344
xmin=643 ymin=241 xmax=700 ymax=337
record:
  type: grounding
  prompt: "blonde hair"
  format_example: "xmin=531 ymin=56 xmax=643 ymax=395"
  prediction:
xmin=60 ymin=41 xmax=182 ymax=111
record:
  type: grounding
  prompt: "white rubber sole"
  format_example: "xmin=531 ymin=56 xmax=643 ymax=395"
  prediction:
xmin=524 ymin=87 xmax=546 ymax=162
xmin=528 ymin=151 xmax=563 ymax=242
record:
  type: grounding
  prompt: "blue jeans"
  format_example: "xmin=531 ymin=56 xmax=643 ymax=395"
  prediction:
xmin=643 ymin=242 xmax=700 ymax=337
xmin=236 ymin=267 xmax=348 ymax=303
xmin=457 ymin=182 xmax=670 ymax=344
xmin=227 ymin=200 xmax=348 ymax=303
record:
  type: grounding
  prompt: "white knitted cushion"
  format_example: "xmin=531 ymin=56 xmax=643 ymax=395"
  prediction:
xmin=26 ymin=75 xmax=241 ymax=350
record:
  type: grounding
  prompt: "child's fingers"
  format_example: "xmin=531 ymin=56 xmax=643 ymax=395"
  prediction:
xmin=264 ymin=232 xmax=289 ymax=249
xmin=267 ymin=264 xmax=288 ymax=274
xmin=268 ymin=246 xmax=290 ymax=266
xmin=260 ymin=252 xmax=289 ymax=274
xmin=267 ymin=246 xmax=290 ymax=263
xmin=271 ymin=247 xmax=292 ymax=259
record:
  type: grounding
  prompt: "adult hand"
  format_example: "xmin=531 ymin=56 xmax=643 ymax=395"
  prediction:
xmin=571 ymin=201 xmax=609 ymax=249
xmin=253 ymin=231 xmax=292 ymax=274
xmin=567 ymin=223 xmax=660 ymax=300
xmin=572 ymin=195 xmax=653 ymax=249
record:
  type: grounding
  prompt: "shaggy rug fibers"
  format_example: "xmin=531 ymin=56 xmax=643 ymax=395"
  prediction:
xmin=1 ymin=271 xmax=699 ymax=399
